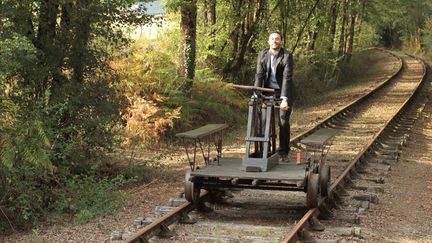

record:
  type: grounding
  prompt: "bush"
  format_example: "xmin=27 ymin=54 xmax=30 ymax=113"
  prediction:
xmin=0 ymin=31 xmax=128 ymax=231
xmin=51 ymin=175 xmax=129 ymax=224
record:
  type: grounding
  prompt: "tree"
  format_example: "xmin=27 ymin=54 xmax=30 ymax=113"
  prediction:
xmin=166 ymin=0 xmax=197 ymax=97
xmin=202 ymin=0 xmax=217 ymax=51
xmin=346 ymin=0 xmax=359 ymax=62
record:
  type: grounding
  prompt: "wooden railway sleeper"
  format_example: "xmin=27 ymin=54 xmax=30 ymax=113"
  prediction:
xmin=298 ymin=228 xmax=315 ymax=243
xmin=333 ymin=214 xmax=361 ymax=224
xmin=157 ymin=223 xmax=176 ymax=238
xmin=330 ymin=197 xmax=344 ymax=210
xmin=371 ymin=149 xmax=399 ymax=158
xmin=179 ymin=212 xmax=196 ymax=224
xmin=386 ymin=127 xmax=410 ymax=135
xmin=349 ymin=184 xmax=384 ymax=193
xmin=344 ymin=175 xmax=356 ymax=188
xmin=375 ymin=147 xmax=400 ymax=156
xmin=308 ymin=216 xmax=325 ymax=231
xmin=138 ymin=237 xmax=149 ymax=243
xmin=335 ymin=185 xmax=349 ymax=197
xmin=374 ymin=141 xmax=401 ymax=152
xmin=358 ymin=156 xmax=369 ymax=166
xmin=391 ymin=122 xmax=414 ymax=129
xmin=196 ymin=200 xmax=213 ymax=213
xmin=341 ymin=109 xmax=355 ymax=117
xmin=318 ymin=203 xmax=333 ymax=220
xmin=351 ymin=194 xmax=379 ymax=204
xmin=349 ymin=168 xmax=362 ymax=180
xmin=378 ymin=139 xmax=405 ymax=147
xmin=376 ymin=142 xmax=401 ymax=151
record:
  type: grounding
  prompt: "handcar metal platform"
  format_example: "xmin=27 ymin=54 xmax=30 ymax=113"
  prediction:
xmin=190 ymin=157 xmax=307 ymax=191
xmin=192 ymin=157 xmax=305 ymax=181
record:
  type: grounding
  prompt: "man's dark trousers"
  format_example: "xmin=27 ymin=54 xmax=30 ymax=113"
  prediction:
xmin=262 ymin=90 xmax=292 ymax=156
xmin=275 ymin=90 xmax=292 ymax=155
xmin=279 ymin=106 xmax=292 ymax=156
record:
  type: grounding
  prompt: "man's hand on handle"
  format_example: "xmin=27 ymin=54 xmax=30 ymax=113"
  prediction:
xmin=280 ymin=100 xmax=289 ymax=111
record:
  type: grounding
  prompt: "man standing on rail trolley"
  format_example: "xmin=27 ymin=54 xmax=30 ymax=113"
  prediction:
xmin=255 ymin=31 xmax=295 ymax=162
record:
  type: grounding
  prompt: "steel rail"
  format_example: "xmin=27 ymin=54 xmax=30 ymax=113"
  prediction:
xmin=281 ymin=55 xmax=427 ymax=243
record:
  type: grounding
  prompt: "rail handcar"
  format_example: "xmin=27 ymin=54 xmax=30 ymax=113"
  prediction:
xmin=176 ymin=85 xmax=335 ymax=208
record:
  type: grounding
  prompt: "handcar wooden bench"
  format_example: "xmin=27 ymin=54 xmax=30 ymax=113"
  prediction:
xmin=176 ymin=124 xmax=228 ymax=171
xmin=297 ymin=128 xmax=338 ymax=164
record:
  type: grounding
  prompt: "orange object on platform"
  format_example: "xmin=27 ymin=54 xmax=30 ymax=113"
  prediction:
xmin=296 ymin=151 xmax=301 ymax=164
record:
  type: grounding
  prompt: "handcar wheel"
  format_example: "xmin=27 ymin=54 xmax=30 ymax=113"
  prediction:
xmin=184 ymin=172 xmax=201 ymax=202
xmin=319 ymin=164 xmax=331 ymax=197
xmin=306 ymin=173 xmax=319 ymax=208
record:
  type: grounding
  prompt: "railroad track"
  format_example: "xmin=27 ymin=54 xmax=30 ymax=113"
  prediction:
xmin=116 ymin=53 xmax=428 ymax=243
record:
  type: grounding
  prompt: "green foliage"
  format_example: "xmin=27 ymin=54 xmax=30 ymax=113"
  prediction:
xmin=422 ymin=17 xmax=432 ymax=53
xmin=366 ymin=0 xmax=432 ymax=48
xmin=1 ymin=106 xmax=52 ymax=171
xmin=0 ymin=165 xmax=130 ymax=230
xmin=355 ymin=22 xmax=380 ymax=48
xmin=0 ymin=34 xmax=38 ymax=78
xmin=51 ymin=175 xmax=129 ymax=224
xmin=0 ymin=164 xmax=50 ymax=227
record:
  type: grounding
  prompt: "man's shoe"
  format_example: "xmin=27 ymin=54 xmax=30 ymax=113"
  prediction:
xmin=279 ymin=153 xmax=288 ymax=162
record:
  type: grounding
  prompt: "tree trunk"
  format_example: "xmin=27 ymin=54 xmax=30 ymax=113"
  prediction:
xmin=36 ymin=0 xmax=58 ymax=50
xmin=346 ymin=4 xmax=357 ymax=63
xmin=178 ymin=0 xmax=197 ymax=96
xmin=357 ymin=0 xmax=366 ymax=36
xmin=35 ymin=0 xmax=58 ymax=97
xmin=327 ymin=0 xmax=339 ymax=53
xmin=70 ymin=0 xmax=91 ymax=84
xmin=226 ymin=0 xmax=242 ymax=70
xmin=308 ymin=20 xmax=320 ymax=51
xmin=276 ymin=0 xmax=289 ymax=43
xmin=338 ymin=0 xmax=349 ymax=57
xmin=203 ymin=0 xmax=216 ymax=40
xmin=203 ymin=0 xmax=216 ymax=28
xmin=203 ymin=0 xmax=217 ymax=65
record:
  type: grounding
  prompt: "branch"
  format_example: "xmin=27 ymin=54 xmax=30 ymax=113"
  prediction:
xmin=291 ymin=0 xmax=320 ymax=55
xmin=0 ymin=206 xmax=16 ymax=233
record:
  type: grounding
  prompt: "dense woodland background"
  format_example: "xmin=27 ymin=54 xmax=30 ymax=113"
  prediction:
xmin=1 ymin=0 xmax=432 ymax=232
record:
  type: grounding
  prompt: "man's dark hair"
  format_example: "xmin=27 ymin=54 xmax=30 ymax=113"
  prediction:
xmin=269 ymin=31 xmax=283 ymax=40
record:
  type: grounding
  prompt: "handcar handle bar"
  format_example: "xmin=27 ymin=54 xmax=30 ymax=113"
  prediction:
xmin=229 ymin=84 xmax=275 ymax=93
xmin=229 ymin=83 xmax=282 ymax=108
